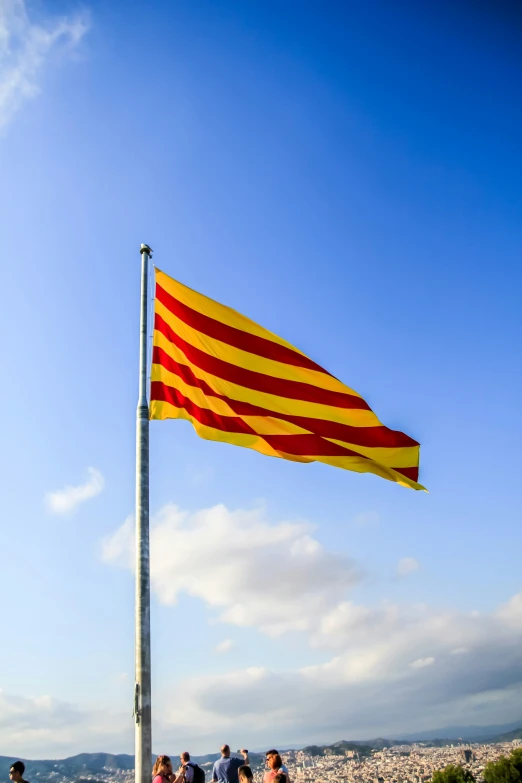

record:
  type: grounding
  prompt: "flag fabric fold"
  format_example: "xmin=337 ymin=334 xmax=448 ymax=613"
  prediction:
xmin=150 ymin=268 xmax=424 ymax=490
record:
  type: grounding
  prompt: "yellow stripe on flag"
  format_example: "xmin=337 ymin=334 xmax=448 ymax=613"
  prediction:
xmin=150 ymin=267 xmax=425 ymax=491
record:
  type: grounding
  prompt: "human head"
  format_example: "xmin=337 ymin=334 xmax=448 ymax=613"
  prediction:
xmin=221 ymin=745 xmax=231 ymax=758
xmin=274 ymin=775 xmax=287 ymax=783
xmin=238 ymin=766 xmax=253 ymax=783
xmin=152 ymin=755 xmax=173 ymax=778
xmin=180 ymin=753 xmax=190 ymax=764
xmin=9 ymin=762 xmax=25 ymax=783
xmin=268 ymin=754 xmax=283 ymax=771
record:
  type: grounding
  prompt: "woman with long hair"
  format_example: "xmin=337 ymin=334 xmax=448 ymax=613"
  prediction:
xmin=152 ymin=755 xmax=174 ymax=783
xmin=263 ymin=753 xmax=289 ymax=783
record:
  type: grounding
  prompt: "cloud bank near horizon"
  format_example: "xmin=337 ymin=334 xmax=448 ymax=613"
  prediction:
xmin=4 ymin=504 xmax=520 ymax=759
xmin=3 ymin=585 xmax=522 ymax=759
xmin=98 ymin=503 xmax=522 ymax=755
xmin=0 ymin=689 xmax=129 ymax=758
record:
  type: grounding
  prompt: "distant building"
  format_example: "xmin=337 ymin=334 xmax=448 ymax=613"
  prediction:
xmin=460 ymin=749 xmax=474 ymax=764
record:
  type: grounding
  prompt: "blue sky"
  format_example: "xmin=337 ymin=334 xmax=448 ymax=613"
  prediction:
xmin=1 ymin=0 xmax=521 ymax=759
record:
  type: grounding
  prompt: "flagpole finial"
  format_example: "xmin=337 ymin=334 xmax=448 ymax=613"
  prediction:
xmin=140 ymin=244 xmax=152 ymax=256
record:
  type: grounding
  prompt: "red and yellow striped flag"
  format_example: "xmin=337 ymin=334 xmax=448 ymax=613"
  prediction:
xmin=150 ymin=268 xmax=424 ymax=490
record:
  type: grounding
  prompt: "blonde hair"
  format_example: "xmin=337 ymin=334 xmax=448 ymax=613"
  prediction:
xmin=152 ymin=756 xmax=172 ymax=778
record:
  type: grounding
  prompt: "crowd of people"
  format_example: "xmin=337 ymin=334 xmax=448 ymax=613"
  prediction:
xmin=152 ymin=745 xmax=290 ymax=783
xmin=6 ymin=745 xmax=289 ymax=783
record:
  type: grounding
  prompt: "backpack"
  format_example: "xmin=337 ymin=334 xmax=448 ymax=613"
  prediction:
xmin=186 ymin=762 xmax=205 ymax=783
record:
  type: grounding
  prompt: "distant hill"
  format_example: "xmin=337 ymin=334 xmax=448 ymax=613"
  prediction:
xmin=300 ymin=727 xmax=522 ymax=758
xmin=302 ymin=739 xmax=409 ymax=757
xmin=0 ymin=751 xmax=263 ymax=783
xmin=474 ymin=728 xmax=522 ymax=744
xmin=0 ymin=753 xmax=136 ymax=781
xmin=401 ymin=721 xmax=522 ymax=742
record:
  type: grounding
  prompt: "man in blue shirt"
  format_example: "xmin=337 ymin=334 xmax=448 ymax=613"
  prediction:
xmin=212 ymin=745 xmax=243 ymax=783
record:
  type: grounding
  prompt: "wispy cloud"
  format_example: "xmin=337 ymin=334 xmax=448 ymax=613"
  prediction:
xmin=214 ymin=639 xmax=234 ymax=655
xmin=410 ymin=656 xmax=435 ymax=669
xmin=397 ymin=556 xmax=420 ymax=577
xmin=0 ymin=0 xmax=90 ymax=129
xmin=45 ymin=467 xmax=104 ymax=514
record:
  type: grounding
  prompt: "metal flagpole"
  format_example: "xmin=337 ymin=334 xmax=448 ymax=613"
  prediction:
xmin=135 ymin=243 xmax=152 ymax=783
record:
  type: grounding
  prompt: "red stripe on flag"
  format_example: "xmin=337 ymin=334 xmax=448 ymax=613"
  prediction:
xmin=151 ymin=353 xmax=418 ymax=449
xmin=261 ymin=433 xmax=367 ymax=459
xmin=391 ymin=465 xmax=419 ymax=482
xmin=152 ymin=382 xmax=258 ymax=436
xmin=152 ymin=381 xmax=368 ymax=459
xmin=156 ymin=283 xmax=330 ymax=376
xmin=154 ymin=314 xmax=371 ymax=411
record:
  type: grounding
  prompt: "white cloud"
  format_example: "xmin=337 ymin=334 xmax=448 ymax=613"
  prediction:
xmin=215 ymin=639 xmax=234 ymax=655
xmin=101 ymin=503 xmax=522 ymax=751
xmin=497 ymin=593 xmax=522 ymax=628
xmin=410 ymin=656 xmax=435 ymax=669
xmin=45 ymin=467 xmax=104 ymax=514
xmin=0 ymin=688 xmax=129 ymax=758
xmin=397 ymin=557 xmax=420 ymax=577
xmin=102 ymin=513 xmax=133 ymax=558
xmin=0 ymin=0 xmax=89 ymax=129
xmin=159 ymin=592 xmax=522 ymax=747
xmin=6 ymin=591 xmax=522 ymax=758
xmin=102 ymin=502 xmax=361 ymax=637
xmin=5 ymin=582 xmax=522 ymax=757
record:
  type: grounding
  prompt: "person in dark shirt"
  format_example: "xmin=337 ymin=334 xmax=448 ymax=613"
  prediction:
xmin=212 ymin=745 xmax=243 ymax=783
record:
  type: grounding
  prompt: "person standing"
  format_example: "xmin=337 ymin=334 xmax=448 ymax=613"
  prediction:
xmin=265 ymin=751 xmax=289 ymax=777
xmin=152 ymin=755 xmax=175 ymax=783
xmin=212 ymin=745 xmax=243 ymax=783
xmin=238 ymin=766 xmax=253 ymax=783
xmin=9 ymin=762 xmax=29 ymax=783
xmin=173 ymin=753 xmax=194 ymax=783
xmin=263 ymin=753 xmax=290 ymax=783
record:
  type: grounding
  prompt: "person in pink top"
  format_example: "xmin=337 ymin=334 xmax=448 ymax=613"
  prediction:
xmin=152 ymin=755 xmax=174 ymax=783
xmin=263 ymin=753 xmax=289 ymax=783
